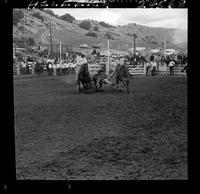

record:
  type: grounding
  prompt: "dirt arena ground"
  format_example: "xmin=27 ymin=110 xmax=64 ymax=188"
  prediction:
xmin=14 ymin=74 xmax=187 ymax=180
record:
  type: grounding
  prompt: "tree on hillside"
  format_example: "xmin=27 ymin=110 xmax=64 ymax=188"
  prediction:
xmin=59 ymin=13 xmax=76 ymax=23
xmin=85 ymin=32 xmax=98 ymax=38
xmin=78 ymin=20 xmax=91 ymax=30
xmin=99 ymin=21 xmax=113 ymax=28
xmin=93 ymin=26 xmax=99 ymax=31
xmin=13 ymin=9 xmax=24 ymax=25
xmin=104 ymin=32 xmax=113 ymax=40
xmin=32 ymin=12 xmax=44 ymax=22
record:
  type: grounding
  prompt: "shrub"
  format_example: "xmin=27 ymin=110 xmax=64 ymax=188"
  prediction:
xmin=141 ymin=38 xmax=146 ymax=42
xmin=99 ymin=21 xmax=113 ymax=28
xmin=104 ymin=32 xmax=113 ymax=40
xmin=85 ymin=32 xmax=98 ymax=38
xmin=126 ymin=33 xmax=132 ymax=37
xmin=78 ymin=20 xmax=91 ymax=30
xmin=59 ymin=14 xmax=76 ymax=23
xmin=32 ymin=12 xmax=44 ymax=21
xmin=93 ymin=26 xmax=99 ymax=31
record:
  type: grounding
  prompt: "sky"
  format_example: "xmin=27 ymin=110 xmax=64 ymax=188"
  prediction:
xmin=50 ymin=8 xmax=188 ymax=31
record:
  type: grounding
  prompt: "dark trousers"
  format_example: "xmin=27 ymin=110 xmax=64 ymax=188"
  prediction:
xmin=22 ymin=67 xmax=27 ymax=74
xmin=146 ymin=66 xmax=150 ymax=76
xmin=170 ymin=66 xmax=174 ymax=75
xmin=48 ymin=68 xmax=53 ymax=76
xmin=151 ymin=67 xmax=156 ymax=76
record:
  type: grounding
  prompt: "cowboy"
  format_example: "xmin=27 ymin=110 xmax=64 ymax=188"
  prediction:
xmin=75 ymin=53 xmax=88 ymax=82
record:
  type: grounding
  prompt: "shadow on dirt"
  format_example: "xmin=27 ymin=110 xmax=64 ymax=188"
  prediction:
xmin=60 ymin=88 xmax=134 ymax=96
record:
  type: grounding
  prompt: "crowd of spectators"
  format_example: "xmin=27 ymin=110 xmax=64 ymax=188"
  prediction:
xmin=13 ymin=48 xmax=188 ymax=76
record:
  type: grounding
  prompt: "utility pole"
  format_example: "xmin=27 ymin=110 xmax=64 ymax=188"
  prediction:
xmin=60 ymin=41 xmax=62 ymax=61
xmin=107 ymin=38 xmax=110 ymax=75
xmin=24 ymin=9 xmax=27 ymax=64
xmin=131 ymin=40 xmax=133 ymax=56
xmin=163 ymin=36 xmax=166 ymax=57
xmin=49 ymin=19 xmax=53 ymax=57
xmin=133 ymin=33 xmax=137 ymax=56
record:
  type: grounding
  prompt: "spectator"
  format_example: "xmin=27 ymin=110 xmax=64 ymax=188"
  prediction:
xmin=81 ymin=54 xmax=87 ymax=64
xmin=21 ymin=60 xmax=26 ymax=74
xmin=48 ymin=62 xmax=53 ymax=76
xmin=145 ymin=61 xmax=151 ymax=76
xmin=57 ymin=62 xmax=61 ymax=76
xmin=53 ymin=62 xmax=57 ymax=76
xmin=149 ymin=55 xmax=156 ymax=76
xmin=64 ymin=61 xmax=68 ymax=75
xmin=169 ymin=60 xmax=175 ymax=75
xmin=151 ymin=60 xmax=157 ymax=76
xmin=60 ymin=62 xmax=64 ymax=75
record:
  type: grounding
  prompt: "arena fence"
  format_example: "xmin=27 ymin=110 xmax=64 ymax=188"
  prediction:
xmin=13 ymin=63 xmax=186 ymax=76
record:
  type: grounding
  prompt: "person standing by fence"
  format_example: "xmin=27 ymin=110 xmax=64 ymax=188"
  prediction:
xmin=57 ymin=62 xmax=60 ymax=76
xmin=48 ymin=62 xmax=52 ymax=76
xmin=53 ymin=61 xmax=57 ymax=76
xmin=145 ymin=61 xmax=151 ymax=76
xmin=151 ymin=61 xmax=157 ymax=76
xmin=149 ymin=55 xmax=156 ymax=76
xmin=64 ymin=61 xmax=68 ymax=75
xmin=21 ymin=60 xmax=26 ymax=74
xmin=61 ymin=61 xmax=64 ymax=75
xmin=169 ymin=60 xmax=175 ymax=75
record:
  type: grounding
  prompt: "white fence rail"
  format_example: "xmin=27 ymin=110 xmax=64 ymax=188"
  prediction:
xmin=13 ymin=62 xmax=186 ymax=76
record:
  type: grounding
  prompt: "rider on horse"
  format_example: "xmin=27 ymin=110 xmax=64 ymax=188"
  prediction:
xmin=75 ymin=53 xmax=88 ymax=82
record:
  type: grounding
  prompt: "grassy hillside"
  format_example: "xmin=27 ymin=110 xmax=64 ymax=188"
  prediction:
xmin=13 ymin=9 xmax=187 ymax=52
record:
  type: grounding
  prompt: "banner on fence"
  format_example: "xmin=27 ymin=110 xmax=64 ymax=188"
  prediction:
xmin=129 ymin=68 xmax=145 ymax=75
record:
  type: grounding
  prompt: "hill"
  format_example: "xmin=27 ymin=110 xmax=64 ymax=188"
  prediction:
xmin=13 ymin=9 xmax=187 ymax=53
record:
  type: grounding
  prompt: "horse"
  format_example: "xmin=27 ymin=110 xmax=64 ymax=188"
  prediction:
xmin=115 ymin=64 xmax=131 ymax=94
xmin=35 ymin=61 xmax=43 ymax=75
xmin=77 ymin=63 xmax=92 ymax=92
